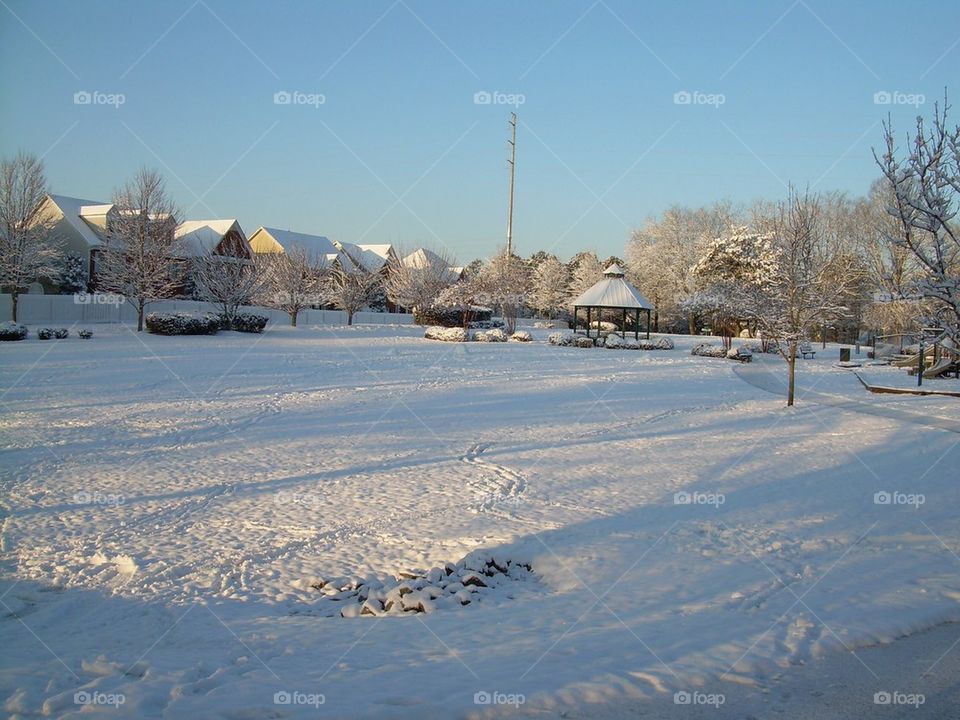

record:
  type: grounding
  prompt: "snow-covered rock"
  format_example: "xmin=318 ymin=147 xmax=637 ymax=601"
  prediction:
xmin=509 ymin=331 xmax=532 ymax=342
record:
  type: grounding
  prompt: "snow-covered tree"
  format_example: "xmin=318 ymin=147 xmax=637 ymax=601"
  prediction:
xmin=566 ymin=251 xmax=603 ymax=307
xmin=528 ymin=255 xmax=569 ymax=318
xmin=191 ymin=255 xmax=263 ymax=325
xmin=258 ymin=246 xmax=327 ymax=326
xmin=626 ymin=202 xmax=738 ymax=333
xmin=743 ymin=190 xmax=860 ymax=406
xmin=384 ymin=247 xmax=456 ymax=315
xmin=874 ymin=96 xmax=960 ymax=344
xmin=0 ymin=152 xmax=61 ymax=320
xmin=327 ymin=265 xmax=381 ymax=325
xmin=95 ymin=168 xmax=181 ymax=331
xmin=476 ymin=247 xmax=528 ymax=333
xmin=59 ymin=253 xmax=88 ymax=294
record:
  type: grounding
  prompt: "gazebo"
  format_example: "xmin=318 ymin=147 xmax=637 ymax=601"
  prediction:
xmin=572 ymin=264 xmax=654 ymax=341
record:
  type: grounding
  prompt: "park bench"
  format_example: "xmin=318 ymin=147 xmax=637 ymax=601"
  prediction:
xmin=799 ymin=342 xmax=816 ymax=359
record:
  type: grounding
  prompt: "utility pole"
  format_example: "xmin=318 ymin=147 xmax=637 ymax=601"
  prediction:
xmin=506 ymin=112 xmax=517 ymax=258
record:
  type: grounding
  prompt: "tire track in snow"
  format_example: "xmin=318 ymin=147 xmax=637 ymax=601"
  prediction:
xmin=461 ymin=443 xmax=527 ymax=513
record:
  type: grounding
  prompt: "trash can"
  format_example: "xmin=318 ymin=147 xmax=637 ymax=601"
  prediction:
xmin=840 ymin=348 xmax=851 ymax=362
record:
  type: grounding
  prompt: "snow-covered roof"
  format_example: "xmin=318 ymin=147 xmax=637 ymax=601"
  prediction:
xmin=402 ymin=247 xmax=447 ymax=269
xmin=46 ymin=194 xmax=111 ymax=248
xmin=251 ymin=227 xmax=349 ymax=266
xmin=175 ymin=219 xmax=247 ymax=257
xmin=573 ymin=264 xmax=653 ymax=309
xmin=337 ymin=241 xmax=394 ymax=272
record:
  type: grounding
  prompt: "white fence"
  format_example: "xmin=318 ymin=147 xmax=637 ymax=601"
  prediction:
xmin=0 ymin=294 xmax=414 ymax=327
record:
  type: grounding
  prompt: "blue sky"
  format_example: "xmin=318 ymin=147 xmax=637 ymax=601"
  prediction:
xmin=0 ymin=0 xmax=955 ymax=263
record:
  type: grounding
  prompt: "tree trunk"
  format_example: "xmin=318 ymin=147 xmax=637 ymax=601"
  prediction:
xmin=11 ymin=289 xmax=18 ymax=321
xmin=347 ymin=310 xmax=354 ymax=326
xmin=787 ymin=342 xmax=797 ymax=407
xmin=653 ymin=309 xmax=659 ymax=332
xmin=137 ymin=301 xmax=145 ymax=332
xmin=687 ymin=312 xmax=696 ymax=335
xmin=290 ymin=311 xmax=298 ymax=327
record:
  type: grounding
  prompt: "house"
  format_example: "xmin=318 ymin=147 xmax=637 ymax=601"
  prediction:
xmin=34 ymin=194 xmax=115 ymax=289
xmin=336 ymin=242 xmax=397 ymax=274
xmin=247 ymin=226 xmax=352 ymax=268
xmin=402 ymin=247 xmax=463 ymax=282
xmin=174 ymin=219 xmax=252 ymax=260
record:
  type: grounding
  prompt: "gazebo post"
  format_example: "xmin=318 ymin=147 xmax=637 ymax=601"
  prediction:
xmin=622 ymin=308 xmax=627 ymax=339
xmin=635 ymin=309 xmax=640 ymax=340
xmin=586 ymin=307 xmax=592 ymax=339
xmin=573 ymin=306 xmax=577 ymax=335
xmin=645 ymin=309 xmax=651 ymax=339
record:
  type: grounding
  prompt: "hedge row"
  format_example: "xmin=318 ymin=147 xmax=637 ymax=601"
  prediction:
xmin=145 ymin=312 xmax=268 ymax=336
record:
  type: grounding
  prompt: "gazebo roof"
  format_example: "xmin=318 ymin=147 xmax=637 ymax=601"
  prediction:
xmin=573 ymin=264 xmax=654 ymax=310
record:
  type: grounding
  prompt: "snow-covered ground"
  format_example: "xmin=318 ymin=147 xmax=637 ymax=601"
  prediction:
xmin=1 ymin=325 xmax=958 ymax=718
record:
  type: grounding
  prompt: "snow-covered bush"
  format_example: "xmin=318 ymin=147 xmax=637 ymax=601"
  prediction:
xmin=424 ymin=325 xmax=468 ymax=342
xmin=691 ymin=343 xmax=728 ymax=358
xmin=223 ymin=313 xmax=268 ymax=333
xmin=738 ymin=340 xmax=764 ymax=354
xmin=605 ymin=334 xmax=625 ymax=348
xmin=574 ymin=336 xmax=595 ymax=348
xmin=78 ymin=329 xmax=93 ymax=339
xmin=509 ymin=331 xmax=532 ymax=342
xmin=145 ymin=312 xmax=221 ymax=336
xmin=38 ymin=328 xmax=67 ymax=340
xmin=0 ymin=322 xmax=27 ymax=341
xmin=548 ymin=332 xmax=575 ymax=346
xmin=469 ymin=319 xmax=505 ymax=330
xmin=415 ymin=305 xmax=492 ymax=328
xmin=727 ymin=347 xmax=752 ymax=362
xmin=656 ymin=337 xmax=675 ymax=350
xmin=474 ymin=328 xmax=507 ymax=342
xmin=54 ymin=328 xmax=68 ymax=339
xmin=534 ymin=320 xmax=562 ymax=329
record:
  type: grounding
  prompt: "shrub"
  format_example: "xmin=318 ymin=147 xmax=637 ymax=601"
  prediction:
xmin=54 ymin=328 xmax=69 ymax=339
xmin=0 ymin=322 xmax=27 ymax=341
xmin=548 ymin=332 xmax=575 ymax=346
xmin=145 ymin=312 xmax=221 ymax=336
xmin=656 ymin=337 xmax=675 ymax=350
xmin=222 ymin=313 xmax=268 ymax=333
xmin=728 ymin=347 xmax=752 ymax=362
xmin=691 ymin=343 xmax=728 ymax=358
xmin=469 ymin=319 xmax=504 ymax=330
xmin=78 ymin=329 xmax=93 ymax=339
xmin=605 ymin=334 xmax=625 ymax=349
xmin=474 ymin=328 xmax=507 ymax=342
xmin=510 ymin=331 xmax=532 ymax=342
xmin=37 ymin=328 xmax=53 ymax=340
xmin=415 ymin=305 xmax=492 ymax=328
xmin=574 ymin=336 xmax=595 ymax=348
xmin=424 ymin=325 xmax=468 ymax=342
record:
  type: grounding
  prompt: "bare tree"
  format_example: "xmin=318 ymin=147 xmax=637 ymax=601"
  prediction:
xmin=0 ymin=152 xmax=61 ymax=320
xmin=874 ymin=96 xmax=960 ymax=344
xmin=528 ymin=254 xmax=569 ymax=319
xmin=566 ymin=252 xmax=603 ymax=308
xmin=191 ymin=254 xmax=264 ymax=326
xmin=96 ymin=168 xmax=181 ymax=331
xmin=257 ymin=246 xmax=327 ymax=326
xmin=745 ymin=190 xmax=858 ymax=406
xmin=384 ymin=247 xmax=456 ymax=317
xmin=327 ymin=265 xmax=381 ymax=325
